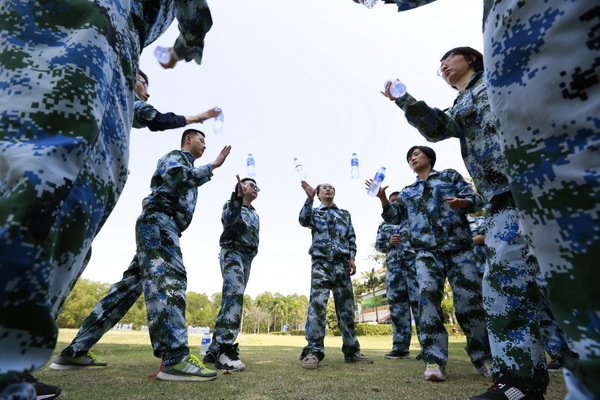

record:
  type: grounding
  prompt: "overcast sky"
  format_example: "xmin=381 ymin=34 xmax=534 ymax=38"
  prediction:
xmin=81 ymin=0 xmax=484 ymax=298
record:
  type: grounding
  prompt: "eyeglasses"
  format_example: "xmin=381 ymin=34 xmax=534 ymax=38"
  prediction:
xmin=137 ymin=79 xmax=148 ymax=88
xmin=247 ymin=183 xmax=260 ymax=192
xmin=436 ymin=53 xmax=456 ymax=76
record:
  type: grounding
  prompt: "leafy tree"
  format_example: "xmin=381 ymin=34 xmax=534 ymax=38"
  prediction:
xmin=56 ymin=279 xmax=110 ymax=328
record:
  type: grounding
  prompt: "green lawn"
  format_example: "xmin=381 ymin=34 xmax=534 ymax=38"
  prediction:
xmin=37 ymin=329 xmax=566 ymax=399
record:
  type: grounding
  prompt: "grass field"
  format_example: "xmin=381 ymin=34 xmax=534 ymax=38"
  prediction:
xmin=37 ymin=329 xmax=566 ymax=399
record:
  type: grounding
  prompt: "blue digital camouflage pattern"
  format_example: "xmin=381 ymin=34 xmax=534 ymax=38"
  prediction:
xmin=58 ymin=149 xmax=213 ymax=365
xmin=467 ymin=215 xmax=487 ymax=277
xmin=299 ymin=199 xmax=361 ymax=361
xmin=209 ymin=193 xmax=260 ymax=355
xmin=383 ymin=169 xmax=490 ymax=369
xmin=132 ymin=100 xmax=186 ymax=131
xmin=0 ymin=0 xmax=213 ymax=389
xmin=375 ymin=221 xmax=420 ymax=354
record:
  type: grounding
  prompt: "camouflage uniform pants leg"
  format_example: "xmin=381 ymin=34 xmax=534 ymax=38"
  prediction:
xmin=0 ymin=0 xmax=138 ymax=385
xmin=137 ymin=212 xmax=189 ymax=364
xmin=484 ymin=0 xmax=600 ymax=394
xmin=60 ymin=256 xmax=144 ymax=357
xmin=300 ymin=259 xmax=360 ymax=362
xmin=386 ymin=261 xmax=412 ymax=353
xmin=483 ymin=196 xmax=548 ymax=393
xmin=415 ymin=250 xmax=491 ymax=368
xmin=405 ymin=256 xmax=422 ymax=346
xmin=208 ymin=247 xmax=254 ymax=355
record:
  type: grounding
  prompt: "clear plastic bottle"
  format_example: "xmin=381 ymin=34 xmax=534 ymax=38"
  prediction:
xmin=213 ymin=108 xmax=224 ymax=134
xmin=359 ymin=0 xmax=378 ymax=8
xmin=154 ymin=46 xmax=170 ymax=64
xmin=247 ymin=153 xmax=256 ymax=177
xmin=385 ymin=79 xmax=407 ymax=98
xmin=367 ymin=167 xmax=386 ymax=197
xmin=293 ymin=157 xmax=307 ymax=179
xmin=351 ymin=153 xmax=359 ymax=179
xmin=200 ymin=329 xmax=211 ymax=355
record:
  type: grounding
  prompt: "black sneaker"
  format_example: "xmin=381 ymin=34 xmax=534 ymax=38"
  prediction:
xmin=215 ymin=343 xmax=245 ymax=372
xmin=10 ymin=374 xmax=61 ymax=400
xmin=469 ymin=383 xmax=545 ymax=400
xmin=547 ymin=359 xmax=562 ymax=372
xmin=202 ymin=352 xmax=216 ymax=364
xmin=384 ymin=350 xmax=410 ymax=359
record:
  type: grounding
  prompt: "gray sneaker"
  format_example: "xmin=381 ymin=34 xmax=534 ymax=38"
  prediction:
xmin=347 ymin=353 xmax=374 ymax=364
xmin=301 ymin=354 xmax=319 ymax=370
xmin=49 ymin=351 xmax=107 ymax=370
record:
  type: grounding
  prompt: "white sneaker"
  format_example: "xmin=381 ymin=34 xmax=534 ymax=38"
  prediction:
xmin=215 ymin=343 xmax=245 ymax=372
xmin=474 ymin=363 xmax=493 ymax=378
xmin=424 ymin=363 xmax=446 ymax=382
xmin=301 ymin=354 xmax=319 ymax=370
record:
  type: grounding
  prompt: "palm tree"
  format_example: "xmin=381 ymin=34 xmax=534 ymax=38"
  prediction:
xmin=361 ymin=268 xmax=385 ymax=323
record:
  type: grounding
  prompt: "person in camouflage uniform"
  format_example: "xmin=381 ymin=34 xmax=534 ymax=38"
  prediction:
xmin=374 ymin=191 xmax=421 ymax=360
xmin=133 ymin=70 xmax=221 ymax=132
xmin=50 ymin=130 xmax=230 ymax=382
xmin=373 ymin=146 xmax=491 ymax=382
xmin=0 ymin=0 xmax=213 ymax=397
xmin=355 ymin=0 xmax=599 ymax=397
xmin=203 ymin=176 xmax=260 ymax=372
xmin=467 ymin=215 xmax=487 ymax=278
xmin=381 ymin=45 xmax=580 ymax=399
xmin=298 ymin=181 xmax=374 ymax=370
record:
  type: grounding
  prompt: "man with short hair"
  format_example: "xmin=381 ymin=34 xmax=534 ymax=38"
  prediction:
xmin=374 ymin=191 xmax=421 ymax=360
xmin=51 ymin=129 xmax=231 ymax=382
xmin=204 ymin=176 xmax=260 ymax=372
xmin=298 ymin=181 xmax=374 ymax=370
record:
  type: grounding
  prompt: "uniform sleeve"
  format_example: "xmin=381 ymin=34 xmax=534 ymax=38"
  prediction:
xmin=221 ymin=192 xmax=244 ymax=227
xmin=382 ymin=200 xmax=407 ymax=225
xmin=396 ymin=92 xmax=462 ymax=142
xmin=173 ymin=0 xmax=213 ymax=64
xmin=346 ymin=212 xmax=357 ymax=259
xmin=158 ymin=152 xmax=213 ymax=189
xmin=374 ymin=222 xmax=391 ymax=253
xmin=453 ymin=171 xmax=484 ymax=213
xmin=299 ymin=198 xmax=315 ymax=228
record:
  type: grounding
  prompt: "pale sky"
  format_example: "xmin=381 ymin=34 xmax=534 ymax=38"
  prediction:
xmin=82 ymin=0 xmax=484 ymax=297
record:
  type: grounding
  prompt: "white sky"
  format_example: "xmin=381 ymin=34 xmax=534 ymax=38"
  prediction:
xmin=82 ymin=0 xmax=484 ymax=297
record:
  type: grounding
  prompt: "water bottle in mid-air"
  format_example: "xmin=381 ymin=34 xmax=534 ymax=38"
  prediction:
xmin=385 ymin=79 xmax=407 ymax=98
xmin=351 ymin=153 xmax=360 ymax=179
xmin=367 ymin=167 xmax=386 ymax=197
xmin=213 ymin=108 xmax=224 ymax=134
xmin=359 ymin=0 xmax=378 ymax=8
xmin=294 ymin=157 xmax=307 ymax=179
xmin=154 ymin=46 xmax=170 ymax=64
xmin=247 ymin=153 xmax=256 ymax=177
xmin=200 ymin=329 xmax=211 ymax=355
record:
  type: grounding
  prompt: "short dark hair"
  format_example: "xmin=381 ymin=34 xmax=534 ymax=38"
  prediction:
xmin=315 ymin=183 xmax=335 ymax=197
xmin=181 ymin=128 xmax=205 ymax=147
xmin=389 ymin=191 xmax=400 ymax=200
xmin=440 ymin=47 xmax=484 ymax=73
xmin=406 ymin=145 xmax=436 ymax=169
xmin=234 ymin=177 xmax=256 ymax=192
xmin=138 ymin=70 xmax=149 ymax=85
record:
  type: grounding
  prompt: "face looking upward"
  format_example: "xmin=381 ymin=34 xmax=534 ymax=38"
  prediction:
xmin=187 ymin=133 xmax=206 ymax=159
xmin=408 ymin=149 xmax=431 ymax=173
xmin=317 ymin=184 xmax=335 ymax=202
xmin=135 ymin=74 xmax=149 ymax=101
xmin=438 ymin=53 xmax=475 ymax=87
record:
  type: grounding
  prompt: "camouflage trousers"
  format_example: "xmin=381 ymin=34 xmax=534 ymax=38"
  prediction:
xmin=414 ymin=249 xmax=491 ymax=369
xmin=0 ymin=0 xmax=139 ymax=385
xmin=207 ymin=247 xmax=255 ymax=355
xmin=484 ymin=0 xmax=600 ymax=395
xmin=300 ymin=258 xmax=361 ymax=362
xmin=386 ymin=256 xmax=421 ymax=354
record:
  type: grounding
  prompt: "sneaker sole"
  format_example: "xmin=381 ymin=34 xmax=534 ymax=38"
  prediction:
xmin=49 ymin=363 xmax=106 ymax=370
xmin=301 ymin=364 xmax=318 ymax=370
xmin=215 ymin=361 xmax=245 ymax=372
xmin=155 ymin=372 xmax=217 ymax=382
xmin=425 ymin=374 xmax=446 ymax=382
xmin=384 ymin=355 xmax=410 ymax=360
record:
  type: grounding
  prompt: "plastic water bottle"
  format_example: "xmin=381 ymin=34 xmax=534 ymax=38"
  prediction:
xmin=350 ymin=153 xmax=359 ymax=179
xmin=360 ymin=0 xmax=378 ymax=8
xmin=393 ymin=227 xmax=400 ymax=235
xmin=247 ymin=153 xmax=256 ymax=177
xmin=294 ymin=157 xmax=307 ymax=179
xmin=200 ymin=329 xmax=211 ymax=355
xmin=385 ymin=80 xmax=407 ymax=98
xmin=213 ymin=108 xmax=224 ymax=134
xmin=154 ymin=46 xmax=170 ymax=64
xmin=367 ymin=167 xmax=386 ymax=197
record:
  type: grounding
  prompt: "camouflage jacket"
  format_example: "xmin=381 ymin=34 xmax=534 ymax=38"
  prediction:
xmin=132 ymin=0 xmax=213 ymax=64
xmin=299 ymin=199 xmax=357 ymax=261
xmin=375 ymin=221 xmax=415 ymax=264
xmin=397 ymin=72 xmax=510 ymax=203
xmin=142 ymin=149 xmax=213 ymax=232
xmin=133 ymin=100 xmax=186 ymax=131
xmin=383 ymin=169 xmax=483 ymax=252
xmin=219 ymin=192 xmax=260 ymax=254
